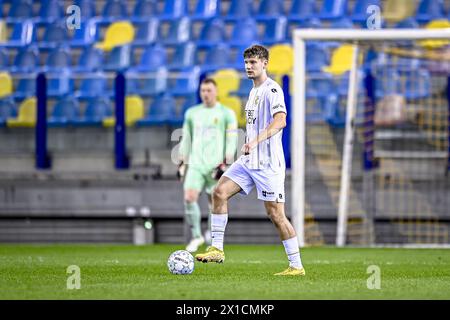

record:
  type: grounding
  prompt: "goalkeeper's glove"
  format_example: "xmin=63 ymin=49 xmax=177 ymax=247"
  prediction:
xmin=177 ymin=161 xmax=186 ymax=181
xmin=211 ymin=163 xmax=227 ymax=180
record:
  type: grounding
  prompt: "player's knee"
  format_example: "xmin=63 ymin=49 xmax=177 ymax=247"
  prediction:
xmin=212 ymin=185 xmax=228 ymax=202
xmin=184 ymin=192 xmax=198 ymax=203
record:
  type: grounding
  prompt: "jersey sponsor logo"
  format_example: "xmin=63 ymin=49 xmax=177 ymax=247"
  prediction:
xmin=279 ymin=193 xmax=283 ymax=200
xmin=272 ymin=104 xmax=283 ymax=110
xmin=271 ymin=88 xmax=277 ymax=93
xmin=262 ymin=190 xmax=275 ymax=197
xmin=246 ymin=109 xmax=256 ymax=124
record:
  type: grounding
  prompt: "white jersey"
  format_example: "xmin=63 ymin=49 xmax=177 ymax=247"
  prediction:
xmin=241 ymin=77 xmax=287 ymax=171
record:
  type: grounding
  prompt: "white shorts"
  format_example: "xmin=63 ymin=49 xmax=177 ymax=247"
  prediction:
xmin=223 ymin=158 xmax=285 ymax=202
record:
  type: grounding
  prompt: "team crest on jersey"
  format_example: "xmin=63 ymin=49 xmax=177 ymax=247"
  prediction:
xmin=253 ymin=95 xmax=260 ymax=107
xmin=213 ymin=117 xmax=218 ymax=124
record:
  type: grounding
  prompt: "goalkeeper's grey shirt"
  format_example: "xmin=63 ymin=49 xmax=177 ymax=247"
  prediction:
xmin=242 ymin=77 xmax=287 ymax=172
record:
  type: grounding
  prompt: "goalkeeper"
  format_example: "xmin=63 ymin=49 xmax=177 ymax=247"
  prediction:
xmin=178 ymin=78 xmax=238 ymax=253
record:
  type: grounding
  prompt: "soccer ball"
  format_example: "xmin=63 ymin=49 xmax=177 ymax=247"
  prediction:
xmin=167 ymin=250 xmax=195 ymax=275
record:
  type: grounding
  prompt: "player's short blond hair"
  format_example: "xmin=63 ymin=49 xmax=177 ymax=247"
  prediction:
xmin=243 ymin=45 xmax=269 ymax=61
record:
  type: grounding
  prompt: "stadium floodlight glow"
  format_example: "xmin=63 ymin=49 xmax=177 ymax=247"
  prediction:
xmin=292 ymin=28 xmax=450 ymax=247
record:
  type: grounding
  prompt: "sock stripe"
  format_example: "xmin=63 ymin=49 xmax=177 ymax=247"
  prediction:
xmin=287 ymin=252 xmax=299 ymax=256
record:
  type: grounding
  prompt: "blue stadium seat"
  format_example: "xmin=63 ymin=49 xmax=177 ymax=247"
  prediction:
xmin=191 ymin=0 xmax=220 ymax=21
xmin=73 ymin=0 xmax=97 ymax=19
xmin=130 ymin=44 xmax=167 ymax=72
xmin=126 ymin=67 xmax=168 ymax=96
xmin=137 ymin=94 xmax=176 ymax=126
xmin=167 ymin=42 xmax=196 ymax=71
xmin=224 ymin=0 xmax=254 ymax=22
xmin=395 ymin=17 xmax=419 ymax=28
xmin=231 ymin=78 xmax=253 ymax=97
xmin=318 ymin=0 xmax=348 ymax=20
xmin=7 ymin=0 xmax=33 ymax=21
xmin=198 ymin=43 xmax=231 ymax=73
xmin=13 ymin=77 xmax=35 ymax=99
xmin=159 ymin=0 xmax=189 ymax=21
xmin=76 ymin=72 xmax=110 ymax=99
xmin=255 ymin=0 xmax=284 ymax=21
xmin=169 ymin=94 xmax=198 ymax=126
xmin=305 ymin=43 xmax=329 ymax=72
xmin=259 ymin=17 xmax=287 ymax=46
xmin=48 ymin=96 xmax=81 ymax=127
xmin=36 ymin=22 xmax=68 ymax=49
xmin=306 ymin=72 xmax=335 ymax=98
xmin=69 ymin=20 xmax=99 ymax=48
xmin=336 ymin=70 xmax=365 ymax=96
xmin=133 ymin=19 xmax=159 ymax=47
xmin=350 ymin=0 xmax=381 ymax=23
xmin=403 ymin=69 xmax=431 ymax=99
xmin=169 ymin=66 xmax=201 ymax=97
xmin=43 ymin=46 xmax=71 ymax=72
xmin=331 ymin=17 xmax=355 ymax=28
xmin=287 ymin=18 xmax=322 ymax=41
xmin=288 ymin=0 xmax=316 ymax=23
xmin=100 ymin=0 xmax=129 ymax=23
xmin=0 ymin=97 xmax=17 ymax=127
xmin=195 ymin=18 xmax=226 ymax=49
xmin=415 ymin=0 xmax=445 ymax=23
xmin=73 ymin=97 xmax=113 ymax=126
xmin=0 ymin=48 xmax=8 ymax=69
xmin=1 ymin=20 xmax=34 ymax=48
xmin=73 ymin=46 xmax=104 ymax=72
xmin=131 ymin=0 xmax=158 ymax=22
xmin=37 ymin=0 xmax=64 ymax=23
xmin=158 ymin=17 xmax=191 ymax=46
xmin=104 ymin=45 xmax=131 ymax=71
xmin=10 ymin=46 xmax=39 ymax=73
xmin=47 ymin=71 xmax=74 ymax=98
xmin=375 ymin=69 xmax=400 ymax=98
xmin=228 ymin=18 xmax=259 ymax=47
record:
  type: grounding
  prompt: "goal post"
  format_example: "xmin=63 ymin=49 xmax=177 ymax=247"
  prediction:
xmin=292 ymin=29 xmax=450 ymax=247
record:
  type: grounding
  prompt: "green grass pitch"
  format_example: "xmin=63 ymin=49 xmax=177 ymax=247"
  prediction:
xmin=1 ymin=244 xmax=449 ymax=299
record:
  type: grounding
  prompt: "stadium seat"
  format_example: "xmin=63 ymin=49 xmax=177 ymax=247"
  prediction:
xmin=167 ymin=42 xmax=196 ymax=71
xmin=0 ymin=48 xmax=8 ymax=69
xmin=73 ymin=0 xmax=97 ymax=19
xmin=287 ymin=18 xmax=322 ymax=41
xmin=318 ymin=0 xmax=348 ymax=21
xmin=195 ymin=18 xmax=226 ymax=49
xmin=382 ymin=0 xmax=416 ymax=23
xmin=0 ymin=72 xmax=12 ymax=97
xmin=350 ymin=0 xmax=381 ymax=24
xmin=69 ymin=20 xmax=99 ymax=48
xmin=132 ymin=19 xmax=159 ymax=47
xmin=136 ymin=94 xmax=176 ymax=126
xmin=46 ymin=71 xmax=74 ymax=98
xmin=228 ymin=18 xmax=259 ymax=47
xmin=47 ymin=96 xmax=81 ymax=127
xmin=190 ymin=0 xmax=220 ymax=21
xmin=95 ymin=21 xmax=135 ymax=51
xmin=43 ymin=46 xmax=71 ymax=72
xmin=130 ymin=44 xmax=167 ymax=72
xmin=7 ymin=97 xmax=36 ymax=127
xmin=75 ymin=73 xmax=110 ymax=99
xmin=330 ymin=17 xmax=355 ymax=28
xmin=268 ymin=44 xmax=293 ymax=76
xmin=336 ymin=70 xmax=365 ymax=96
xmin=0 ymin=20 xmax=6 ymax=43
xmin=323 ymin=44 xmax=359 ymax=76
xmin=168 ymin=94 xmax=198 ymax=127
xmin=211 ymin=69 xmax=240 ymax=98
xmin=100 ymin=0 xmax=129 ymax=23
xmin=37 ymin=0 xmax=64 ymax=23
xmin=415 ymin=0 xmax=445 ymax=23
xmin=375 ymin=69 xmax=400 ymax=98
xmin=73 ymin=46 xmax=104 ymax=72
xmin=402 ymin=69 xmax=431 ymax=99
xmin=0 ymin=97 xmax=17 ymax=127
xmin=159 ymin=0 xmax=189 ymax=21
xmin=306 ymin=72 xmax=335 ymax=98
xmin=73 ymin=97 xmax=113 ymax=126
xmin=10 ymin=46 xmax=39 ymax=73
xmin=7 ymin=0 xmax=33 ymax=21
xmin=419 ymin=20 xmax=450 ymax=49
xmin=198 ymin=43 xmax=231 ymax=73
xmin=103 ymin=95 xmax=145 ymax=127
xmin=126 ymin=66 xmax=168 ymax=96
xmin=219 ymin=95 xmax=246 ymax=128
xmin=395 ymin=17 xmax=419 ymax=28
xmin=158 ymin=17 xmax=191 ymax=46
xmin=288 ymin=0 xmax=316 ymax=23
xmin=104 ymin=45 xmax=131 ymax=71
xmin=37 ymin=22 xmax=68 ymax=49
xmin=305 ymin=43 xmax=329 ymax=72
xmin=231 ymin=77 xmax=253 ymax=98
xmin=1 ymin=20 xmax=34 ymax=48
xmin=169 ymin=66 xmax=201 ymax=97
xmin=259 ymin=17 xmax=287 ymax=46
xmin=255 ymin=0 xmax=284 ymax=21
xmin=224 ymin=0 xmax=254 ymax=22
xmin=131 ymin=0 xmax=158 ymax=22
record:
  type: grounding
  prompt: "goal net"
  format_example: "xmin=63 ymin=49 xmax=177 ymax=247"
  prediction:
xmin=291 ymin=29 xmax=450 ymax=247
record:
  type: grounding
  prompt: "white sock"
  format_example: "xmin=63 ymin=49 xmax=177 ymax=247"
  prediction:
xmin=282 ymin=236 xmax=303 ymax=269
xmin=210 ymin=213 xmax=228 ymax=251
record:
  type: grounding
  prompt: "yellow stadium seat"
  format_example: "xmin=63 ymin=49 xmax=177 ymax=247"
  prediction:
xmin=0 ymin=72 xmax=13 ymax=97
xmin=0 ymin=20 xmax=7 ymax=43
xmin=211 ymin=69 xmax=240 ymax=98
xmin=95 ymin=21 xmax=135 ymax=51
xmin=419 ymin=20 xmax=450 ymax=49
xmin=323 ymin=44 xmax=361 ymax=76
xmin=383 ymin=0 xmax=416 ymax=23
xmin=7 ymin=97 xmax=36 ymax=127
xmin=220 ymin=96 xmax=246 ymax=128
xmin=103 ymin=95 xmax=145 ymax=127
xmin=268 ymin=44 xmax=293 ymax=75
